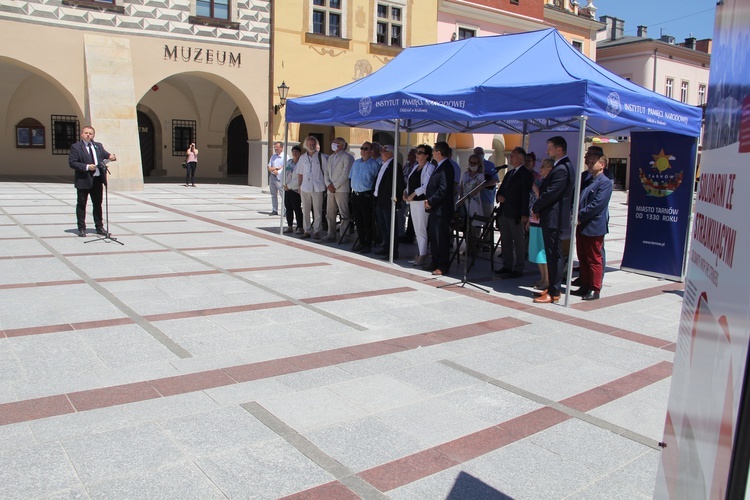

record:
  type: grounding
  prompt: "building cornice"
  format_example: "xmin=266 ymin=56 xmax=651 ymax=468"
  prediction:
xmin=439 ymin=0 xmax=548 ymax=33
xmin=598 ymin=39 xmax=710 ymax=66
xmin=543 ymin=5 xmax=603 ymax=36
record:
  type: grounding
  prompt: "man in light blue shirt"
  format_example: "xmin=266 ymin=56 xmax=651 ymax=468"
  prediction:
xmin=349 ymin=142 xmax=380 ymax=253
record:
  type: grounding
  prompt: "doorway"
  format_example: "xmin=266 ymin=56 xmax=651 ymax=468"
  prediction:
xmin=227 ymin=115 xmax=248 ymax=176
xmin=137 ymin=111 xmax=155 ymax=177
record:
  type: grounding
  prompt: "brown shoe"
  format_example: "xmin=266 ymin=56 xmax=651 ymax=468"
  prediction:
xmin=533 ymin=293 xmax=560 ymax=304
xmin=301 ymin=232 xmax=311 ymax=239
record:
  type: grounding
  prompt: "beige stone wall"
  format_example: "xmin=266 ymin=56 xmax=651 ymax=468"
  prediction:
xmin=0 ymin=20 xmax=269 ymax=187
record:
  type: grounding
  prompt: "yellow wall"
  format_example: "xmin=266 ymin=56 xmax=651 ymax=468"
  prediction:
xmin=272 ymin=0 xmax=438 ymax=148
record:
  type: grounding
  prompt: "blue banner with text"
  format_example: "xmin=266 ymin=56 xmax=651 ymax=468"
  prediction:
xmin=621 ymin=131 xmax=697 ymax=280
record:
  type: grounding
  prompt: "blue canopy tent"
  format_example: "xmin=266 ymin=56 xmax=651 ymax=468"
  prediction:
xmin=283 ymin=28 xmax=702 ymax=304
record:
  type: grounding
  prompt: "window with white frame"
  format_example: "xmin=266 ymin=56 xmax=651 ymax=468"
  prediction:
xmin=376 ymin=2 xmax=405 ymax=47
xmin=665 ymin=78 xmax=674 ymax=99
xmin=458 ymin=27 xmax=476 ymax=40
xmin=680 ymin=81 xmax=689 ymax=103
xmin=311 ymin=0 xmax=345 ymax=38
xmin=698 ymin=84 xmax=706 ymax=105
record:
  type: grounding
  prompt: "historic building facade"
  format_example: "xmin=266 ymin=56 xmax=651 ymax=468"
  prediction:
xmin=0 ymin=0 xmax=270 ymax=189
xmin=595 ymin=17 xmax=711 ymax=189
xmin=270 ymin=0 xmax=438 ymax=155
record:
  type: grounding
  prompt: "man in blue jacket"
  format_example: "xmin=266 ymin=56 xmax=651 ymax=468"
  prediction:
xmin=572 ymin=154 xmax=613 ymax=301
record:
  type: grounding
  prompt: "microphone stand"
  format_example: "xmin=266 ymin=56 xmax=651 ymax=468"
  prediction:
xmin=439 ymin=179 xmax=489 ymax=293
xmin=86 ymin=160 xmax=123 ymax=246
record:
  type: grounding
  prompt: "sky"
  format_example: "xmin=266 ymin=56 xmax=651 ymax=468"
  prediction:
xmin=593 ymin=0 xmax=717 ymax=40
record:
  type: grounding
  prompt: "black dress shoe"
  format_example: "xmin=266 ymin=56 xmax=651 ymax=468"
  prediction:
xmin=352 ymin=243 xmax=363 ymax=252
xmin=571 ymin=277 xmax=582 ymax=287
xmin=358 ymin=246 xmax=372 ymax=254
xmin=374 ymin=248 xmax=387 ymax=256
xmin=581 ymin=291 xmax=600 ymax=301
xmin=570 ymin=287 xmax=591 ymax=297
xmin=78 ymin=230 xmax=86 ymax=237
xmin=96 ymin=228 xmax=107 ymax=235
xmin=494 ymin=267 xmax=513 ymax=275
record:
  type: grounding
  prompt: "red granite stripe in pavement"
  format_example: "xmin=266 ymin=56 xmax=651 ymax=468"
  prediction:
xmin=3 ymin=323 xmax=79 ymax=338
xmin=0 ymin=316 xmax=524 ymax=426
xmin=300 ymin=286 xmax=415 ymax=304
xmin=1 ymin=286 xmax=416 ymax=339
xmin=0 ymin=395 xmax=75 ymax=426
xmin=68 ymin=382 xmax=162 ymax=412
xmin=358 ymin=448 xmax=460 ymax=493
xmin=143 ymin=300 xmax=293 ymax=321
xmin=281 ymin=481 xmax=361 ymax=500
xmin=435 ymin=406 xmax=570 ymax=463
xmin=0 ymin=254 xmax=52 ymax=261
xmin=355 ymin=361 xmax=670 ymax=493
xmin=150 ymin=369 xmax=236 ymax=397
xmin=571 ymin=281 xmax=683 ymax=311
xmin=228 ymin=262 xmax=330 ymax=273
xmin=560 ymin=361 xmax=673 ymax=413
xmin=0 ymin=279 xmax=85 ymax=290
xmin=223 ymin=359 xmax=300 ymax=383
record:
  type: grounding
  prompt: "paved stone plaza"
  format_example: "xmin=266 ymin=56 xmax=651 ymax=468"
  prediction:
xmin=0 ymin=179 xmax=682 ymax=499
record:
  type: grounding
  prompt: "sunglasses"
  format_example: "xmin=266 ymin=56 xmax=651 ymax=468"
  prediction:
xmin=360 ymin=147 xmax=370 ymax=151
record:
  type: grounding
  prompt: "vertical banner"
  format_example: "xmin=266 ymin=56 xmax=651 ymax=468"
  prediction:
xmin=654 ymin=0 xmax=750 ymax=497
xmin=621 ymin=131 xmax=697 ymax=280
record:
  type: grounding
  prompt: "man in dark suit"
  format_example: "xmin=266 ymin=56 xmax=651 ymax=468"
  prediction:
xmin=423 ymin=141 xmax=455 ymax=276
xmin=531 ymin=136 xmax=575 ymax=303
xmin=495 ymin=146 xmax=533 ymax=278
xmin=373 ymin=144 xmax=405 ymax=260
xmin=68 ymin=126 xmax=116 ymax=237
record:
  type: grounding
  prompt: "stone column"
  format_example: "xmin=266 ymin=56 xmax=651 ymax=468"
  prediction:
xmin=84 ymin=34 xmax=143 ymax=191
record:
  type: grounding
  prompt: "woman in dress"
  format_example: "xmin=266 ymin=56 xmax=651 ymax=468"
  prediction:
xmin=403 ymin=144 xmax=435 ymax=266
xmin=527 ymin=157 xmax=552 ymax=290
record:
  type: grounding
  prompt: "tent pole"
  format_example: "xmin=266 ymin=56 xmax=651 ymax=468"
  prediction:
xmin=389 ymin=120 xmax=400 ymax=263
xmin=522 ymin=121 xmax=529 ymax=151
xmin=681 ymin=136 xmax=700 ymax=280
xmin=564 ymin=115 xmax=587 ymax=307
xmin=279 ymin=121 xmax=289 ymax=235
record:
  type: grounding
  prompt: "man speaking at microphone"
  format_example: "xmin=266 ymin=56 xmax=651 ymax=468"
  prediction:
xmin=68 ymin=126 xmax=116 ymax=237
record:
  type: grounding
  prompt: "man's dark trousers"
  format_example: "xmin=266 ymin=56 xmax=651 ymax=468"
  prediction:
xmin=77 ymin=176 xmax=104 ymax=231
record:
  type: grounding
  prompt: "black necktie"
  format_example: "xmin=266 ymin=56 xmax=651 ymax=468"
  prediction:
xmin=88 ymin=143 xmax=96 ymax=165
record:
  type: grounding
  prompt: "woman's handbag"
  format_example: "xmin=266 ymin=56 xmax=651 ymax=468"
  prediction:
xmin=181 ymin=161 xmax=187 ymax=169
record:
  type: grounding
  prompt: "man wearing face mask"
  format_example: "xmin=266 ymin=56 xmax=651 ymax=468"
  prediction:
xmin=495 ymin=147 xmax=533 ymax=278
xmin=324 ymin=137 xmax=355 ymax=242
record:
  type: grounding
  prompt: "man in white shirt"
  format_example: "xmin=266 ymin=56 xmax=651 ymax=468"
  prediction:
xmin=267 ymin=141 xmax=284 ymax=216
xmin=324 ymin=137 xmax=354 ymax=241
xmin=295 ymin=136 xmax=328 ymax=239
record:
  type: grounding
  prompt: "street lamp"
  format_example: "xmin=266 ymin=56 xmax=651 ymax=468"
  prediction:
xmin=274 ymin=81 xmax=290 ymax=115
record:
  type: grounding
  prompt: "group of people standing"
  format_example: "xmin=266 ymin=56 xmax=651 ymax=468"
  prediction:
xmin=267 ymin=134 xmax=613 ymax=301
xmin=270 ymin=138 xmax=462 ymax=276
xmin=527 ymin=137 xmax=614 ymax=303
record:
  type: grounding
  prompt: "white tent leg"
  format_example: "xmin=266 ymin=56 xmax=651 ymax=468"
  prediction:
xmin=565 ymin=115 xmax=587 ymax=307
xmin=389 ymin=120 xmax=400 ymax=263
xmin=279 ymin=122 xmax=289 ymax=235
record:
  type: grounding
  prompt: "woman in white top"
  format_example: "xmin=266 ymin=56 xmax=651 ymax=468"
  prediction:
xmin=294 ymin=136 xmax=328 ymax=239
xmin=185 ymin=143 xmax=198 ymax=187
xmin=403 ymin=144 xmax=436 ymax=265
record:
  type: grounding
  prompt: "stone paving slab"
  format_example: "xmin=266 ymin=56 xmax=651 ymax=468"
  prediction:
xmin=0 ymin=182 xmax=681 ymax=498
